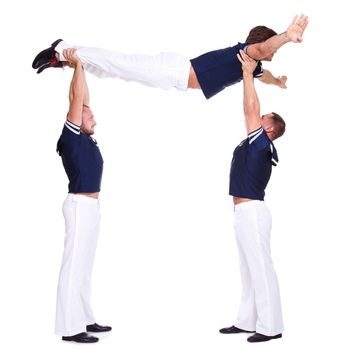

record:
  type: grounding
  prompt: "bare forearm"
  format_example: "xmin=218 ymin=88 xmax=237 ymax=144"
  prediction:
xmin=259 ymin=69 xmax=278 ymax=85
xmin=67 ymin=62 xmax=85 ymax=125
xmin=247 ymin=32 xmax=290 ymax=60
xmin=82 ymin=68 xmax=90 ymax=106
xmin=237 ymin=49 xmax=262 ymax=133
xmin=258 ymin=69 xmax=287 ymax=89
xmin=247 ymin=14 xmax=308 ymax=60
xmin=69 ymin=62 xmax=84 ymax=103
xmin=243 ymin=72 xmax=260 ymax=119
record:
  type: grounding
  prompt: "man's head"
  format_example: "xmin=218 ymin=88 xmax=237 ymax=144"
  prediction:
xmin=246 ymin=25 xmax=277 ymax=44
xmin=246 ymin=26 xmax=277 ymax=61
xmin=261 ymin=112 xmax=286 ymax=141
xmin=81 ymin=105 xmax=96 ymax=136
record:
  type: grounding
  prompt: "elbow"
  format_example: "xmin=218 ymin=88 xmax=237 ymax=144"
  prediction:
xmin=244 ymin=104 xmax=259 ymax=118
xmin=247 ymin=44 xmax=265 ymax=60
xmin=70 ymin=90 xmax=84 ymax=100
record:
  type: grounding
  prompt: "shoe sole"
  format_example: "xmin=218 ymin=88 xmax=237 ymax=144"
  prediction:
xmin=247 ymin=333 xmax=282 ymax=342
xmin=62 ymin=337 xmax=99 ymax=343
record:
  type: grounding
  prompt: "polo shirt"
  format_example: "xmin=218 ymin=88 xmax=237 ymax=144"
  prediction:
xmin=56 ymin=120 xmax=103 ymax=193
xmin=190 ymin=42 xmax=263 ymax=99
xmin=229 ymin=127 xmax=278 ymax=200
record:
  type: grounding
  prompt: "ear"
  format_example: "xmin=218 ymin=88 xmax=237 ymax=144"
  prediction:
xmin=264 ymin=124 xmax=274 ymax=133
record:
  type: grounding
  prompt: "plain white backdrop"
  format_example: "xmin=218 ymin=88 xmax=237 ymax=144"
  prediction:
xmin=1 ymin=0 xmax=349 ymax=349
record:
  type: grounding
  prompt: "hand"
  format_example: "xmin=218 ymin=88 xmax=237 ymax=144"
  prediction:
xmin=277 ymin=75 xmax=287 ymax=89
xmin=286 ymin=14 xmax=309 ymax=43
xmin=237 ymin=49 xmax=258 ymax=74
xmin=63 ymin=48 xmax=81 ymax=68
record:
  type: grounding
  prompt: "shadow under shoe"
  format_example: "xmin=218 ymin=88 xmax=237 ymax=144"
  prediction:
xmin=219 ymin=325 xmax=255 ymax=334
xmin=62 ymin=332 xmax=99 ymax=343
xmin=247 ymin=332 xmax=282 ymax=343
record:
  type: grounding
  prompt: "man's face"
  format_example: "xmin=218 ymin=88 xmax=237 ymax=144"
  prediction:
xmin=81 ymin=106 xmax=96 ymax=136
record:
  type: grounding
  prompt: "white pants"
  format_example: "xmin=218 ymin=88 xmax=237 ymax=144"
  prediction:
xmin=55 ymin=194 xmax=101 ymax=336
xmin=56 ymin=41 xmax=190 ymax=91
xmin=234 ymin=200 xmax=284 ymax=336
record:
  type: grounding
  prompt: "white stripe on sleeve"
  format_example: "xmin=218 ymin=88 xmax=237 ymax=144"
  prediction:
xmin=249 ymin=128 xmax=263 ymax=144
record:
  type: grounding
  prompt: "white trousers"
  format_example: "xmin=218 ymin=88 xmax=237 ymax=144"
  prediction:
xmin=234 ymin=200 xmax=284 ymax=336
xmin=56 ymin=41 xmax=190 ymax=91
xmin=55 ymin=194 xmax=101 ymax=336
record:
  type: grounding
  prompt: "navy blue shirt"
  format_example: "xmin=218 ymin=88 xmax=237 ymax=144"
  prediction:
xmin=56 ymin=120 xmax=104 ymax=193
xmin=190 ymin=43 xmax=263 ymax=99
xmin=229 ymin=127 xmax=278 ymax=200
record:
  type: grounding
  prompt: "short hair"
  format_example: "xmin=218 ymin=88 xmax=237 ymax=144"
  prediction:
xmin=245 ymin=26 xmax=277 ymax=44
xmin=271 ymin=112 xmax=286 ymax=139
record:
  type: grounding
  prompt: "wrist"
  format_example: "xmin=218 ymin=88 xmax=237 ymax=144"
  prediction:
xmin=282 ymin=31 xmax=292 ymax=43
xmin=243 ymin=71 xmax=254 ymax=78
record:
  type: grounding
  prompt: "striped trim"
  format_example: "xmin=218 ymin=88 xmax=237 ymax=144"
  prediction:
xmin=249 ymin=127 xmax=263 ymax=144
xmin=248 ymin=127 xmax=262 ymax=137
xmin=270 ymin=144 xmax=278 ymax=165
xmin=65 ymin=120 xmax=80 ymax=135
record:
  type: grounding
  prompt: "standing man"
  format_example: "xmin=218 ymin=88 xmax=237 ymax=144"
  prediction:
xmin=55 ymin=49 xmax=111 ymax=343
xmin=219 ymin=50 xmax=285 ymax=343
xmin=32 ymin=15 xmax=308 ymax=99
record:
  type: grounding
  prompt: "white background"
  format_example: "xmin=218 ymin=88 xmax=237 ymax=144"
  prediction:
xmin=1 ymin=0 xmax=349 ymax=349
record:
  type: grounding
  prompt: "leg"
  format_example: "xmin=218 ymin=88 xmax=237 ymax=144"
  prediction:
xmin=234 ymin=236 xmax=258 ymax=331
xmin=55 ymin=194 xmax=101 ymax=336
xmin=234 ymin=201 xmax=283 ymax=337
xmin=55 ymin=41 xmax=190 ymax=90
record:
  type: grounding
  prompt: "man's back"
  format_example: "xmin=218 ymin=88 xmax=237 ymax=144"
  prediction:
xmin=190 ymin=43 xmax=263 ymax=99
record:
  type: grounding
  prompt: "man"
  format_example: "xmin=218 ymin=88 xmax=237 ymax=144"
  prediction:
xmin=32 ymin=15 xmax=308 ymax=99
xmin=219 ymin=50 xmax=285 ymax=343
xmin=55 ymin=48 xmax=111 ymax=343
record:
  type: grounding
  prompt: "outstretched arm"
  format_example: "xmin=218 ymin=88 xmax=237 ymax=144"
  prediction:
xmin=64 ymin=49 xmax=88 ymax=125
xmin=236 ymin=50 xmax=261 ymax=134
xmin=258 ymin=69 xmax=287 ymax=89
xmin=247 ymin=14 xmax=309 ymax=60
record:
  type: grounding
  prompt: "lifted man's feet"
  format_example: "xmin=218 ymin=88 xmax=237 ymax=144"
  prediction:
xmin=32 ymin=39 xmax=63 ymax=74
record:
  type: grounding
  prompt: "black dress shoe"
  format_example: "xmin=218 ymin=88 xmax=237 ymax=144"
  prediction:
xmin=219 ymin=325 xmax=255 ymax=334
xmin=36 ymin=59 xmax=63 ymax=74
xmin=247 ymin=332 xmax=282 ymax=343
xmin=32 ymin=39 xmax=63 ymax=72
xmin=62 ymin=332 xmax=99 ymax=343
xmin=86 ymin=323 xmax=112 ymax=333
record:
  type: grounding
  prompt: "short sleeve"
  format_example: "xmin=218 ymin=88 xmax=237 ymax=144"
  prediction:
xmin=253 ymin=61 xmax=263 ymax=78
xmin=64 ymin=120 xmax=81 ymax=135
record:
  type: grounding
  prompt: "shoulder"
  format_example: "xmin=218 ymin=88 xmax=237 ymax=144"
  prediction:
xmin=64 ymin=120 xmax=81 ymax=135
xmin=248 ymin=128 xmax=279 ymax=165
xmin=248 ymin=128 xmax=270 ymax=149
xmin=59 ymin=120 xmax=81 ymax=147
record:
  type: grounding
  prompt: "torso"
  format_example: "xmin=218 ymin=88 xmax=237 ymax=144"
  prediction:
xmin=77 ymin=192 xmax=99 ymax=199
xmin=229 ymin=127 xmax=278 ymax=201
xmin=57 ymin=121 xmax=104 ymax=195
xmin=233 ymin=197 xmax=253 ymax=205
xmin=187 ymin=65 xmax=201 ymax=89
xmin=190 ymin=43 xmax=263 ymax=99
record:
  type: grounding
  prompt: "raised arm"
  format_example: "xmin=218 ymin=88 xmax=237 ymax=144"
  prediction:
xmin=258 ymin=69 xmax=287 ymax=89
xmin=64 ymin=48 xmax=89 ymax=126
xmin=236 ymin=50 xmax=261 ymax=134
xmin=247 ymin=14 xmax=309 ymax=60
